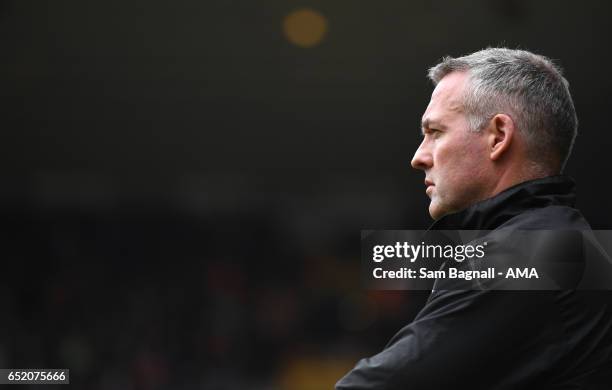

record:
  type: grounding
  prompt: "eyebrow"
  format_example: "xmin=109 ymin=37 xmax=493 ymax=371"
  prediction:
xmin=420 ymin=118 xmax=445 ymax=133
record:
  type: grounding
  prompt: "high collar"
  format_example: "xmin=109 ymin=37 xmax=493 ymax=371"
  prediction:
xmin=428 ymin=175 xmax=577 ymax=230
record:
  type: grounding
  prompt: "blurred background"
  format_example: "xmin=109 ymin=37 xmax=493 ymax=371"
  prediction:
xmin=2 ymin=0 xmax=612 ymax=388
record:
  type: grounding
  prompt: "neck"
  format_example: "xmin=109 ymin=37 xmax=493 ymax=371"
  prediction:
xmin=489 ymin=163 xmax=552 ymax=199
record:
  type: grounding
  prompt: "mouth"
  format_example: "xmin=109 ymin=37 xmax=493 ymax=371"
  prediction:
xmin=424 ymin=179 xmax=434 ymax=196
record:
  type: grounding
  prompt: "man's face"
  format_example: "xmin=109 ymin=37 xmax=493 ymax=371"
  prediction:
xmin=411 ymin=71 xmax=491 ymax=220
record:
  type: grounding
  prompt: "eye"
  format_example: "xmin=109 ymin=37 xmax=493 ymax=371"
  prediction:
xmin=424 ymin=128 xmax=441 ymax=137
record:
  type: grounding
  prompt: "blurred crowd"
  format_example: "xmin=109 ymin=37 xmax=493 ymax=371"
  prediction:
xmin=1 ymin=193 xmax=427 ymax=389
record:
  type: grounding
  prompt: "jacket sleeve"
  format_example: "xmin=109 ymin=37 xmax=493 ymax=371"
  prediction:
xmin=335 ymin=289 xmax=565 ymax=390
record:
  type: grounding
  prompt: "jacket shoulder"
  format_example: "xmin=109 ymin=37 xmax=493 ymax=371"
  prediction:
xmin=501 ymin=205 xmax=591 ymax=230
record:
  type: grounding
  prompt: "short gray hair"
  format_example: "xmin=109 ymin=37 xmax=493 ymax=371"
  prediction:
xmin=428 ymin=48 xmax=578 ymax=172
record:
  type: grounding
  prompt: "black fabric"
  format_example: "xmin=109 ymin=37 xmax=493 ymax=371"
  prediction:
xmin=336 ymin=175 xmax=612 ymax=389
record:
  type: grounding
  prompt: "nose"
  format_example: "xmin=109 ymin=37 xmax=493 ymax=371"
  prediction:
xmin=411 ymin=139 xmax=433 ymax=171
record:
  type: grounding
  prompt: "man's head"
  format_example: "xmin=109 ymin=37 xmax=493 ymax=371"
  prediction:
xmin=411 ymin=48 xmax=578 ymax=220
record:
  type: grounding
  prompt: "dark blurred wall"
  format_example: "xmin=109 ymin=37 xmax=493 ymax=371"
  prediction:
xmin=1 ymin=0 xmax=612 ymax=388
xmin=3 ymin=0 xmax=611 ymax=222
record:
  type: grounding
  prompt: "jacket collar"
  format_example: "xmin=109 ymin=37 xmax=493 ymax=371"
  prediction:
xmin=428 ymin=175 xmax=577 ymax=230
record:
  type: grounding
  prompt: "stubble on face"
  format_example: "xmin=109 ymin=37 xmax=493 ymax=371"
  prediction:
xmin=416 ymin=72 xmax=492 ymax=220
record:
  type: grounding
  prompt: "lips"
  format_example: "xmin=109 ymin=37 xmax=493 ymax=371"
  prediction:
xmin=424 ymin=179 xmax=434 ymax=196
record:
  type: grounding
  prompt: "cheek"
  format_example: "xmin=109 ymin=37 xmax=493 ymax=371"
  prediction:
xmin=444 ymin=136 xmax=486 ymax=166
xmin=434 ymin=138 xmax=485 ymax=195
xmin=434 ymin=140 xmax=470 ymax=176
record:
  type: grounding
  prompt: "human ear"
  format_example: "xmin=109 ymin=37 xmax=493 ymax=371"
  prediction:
xmin=488 ymin=114 xmax=515 ymax=161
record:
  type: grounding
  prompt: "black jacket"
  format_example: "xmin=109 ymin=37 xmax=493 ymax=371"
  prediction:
xmin=336 ymin=176 xmax=612 ymax=389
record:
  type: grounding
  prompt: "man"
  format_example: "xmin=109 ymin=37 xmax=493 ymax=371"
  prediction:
xmin=336 ymin=48 xmax=612 ymax=389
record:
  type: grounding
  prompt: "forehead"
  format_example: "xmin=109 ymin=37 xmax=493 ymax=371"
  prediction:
xmin=422 ymin=71 xmax=468 ymax=126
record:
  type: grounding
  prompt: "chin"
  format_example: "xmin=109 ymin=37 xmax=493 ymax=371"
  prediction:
xmin=428 ymin=205 xmax=443 ymax=221
xmin=429 ymin=200 xmax=454 ymax=220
